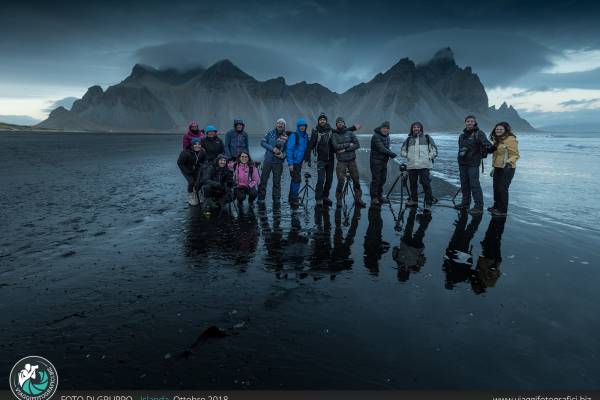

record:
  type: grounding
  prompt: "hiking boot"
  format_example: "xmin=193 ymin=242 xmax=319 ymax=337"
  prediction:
xmin=491 ymin=209 xmax=507 ymax=217
xmin=187 ymin=191 xmax=199 ymax=206
xmin=468 ymin=207 xmax=483 ymax=215
xmin=487 ymin=206 xmax=496 ymax=212
xmin=423 ymin=204 xmax=432 ymax=213
xmin=356 ymin=199 xmax=367 ymax=208
xmin=454 ymin=204 xmax=468 ymax=211
xmin=379 ymin=197 xmax=390 ymax=204
xmin=405 ymin=200 xmax=418 ymax=207
xmin=323 ymin=198 xmax=333 ymax=207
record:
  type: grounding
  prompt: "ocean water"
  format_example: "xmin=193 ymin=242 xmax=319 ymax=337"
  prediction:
xmin=382 ymin=131 xmax=600 ymax=232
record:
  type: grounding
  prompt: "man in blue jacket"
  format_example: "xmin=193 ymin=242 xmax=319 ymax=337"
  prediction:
xmin=258 ymin=118 xmax=289 ymax=206
xmin=287 ymin=118 xmax=309 ymax=206
xmin=224 ymin=118 xmax=249 ymax=160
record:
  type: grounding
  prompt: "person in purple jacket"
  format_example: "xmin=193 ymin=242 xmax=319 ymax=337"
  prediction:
xmin=232 ymin=151 xmax=260 ymax=204
xmin=182 ymin=121 xmax=206 ymax=150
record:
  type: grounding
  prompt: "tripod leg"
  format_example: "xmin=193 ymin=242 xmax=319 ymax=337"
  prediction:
xmin=386 ymin=176 xmax=401 ymax=198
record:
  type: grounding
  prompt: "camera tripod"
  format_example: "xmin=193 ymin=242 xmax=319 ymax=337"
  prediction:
xmin=298 ymin=172 xmax=316 ymax=204
xmin=341 ymin=170 xmax=358 ymax=206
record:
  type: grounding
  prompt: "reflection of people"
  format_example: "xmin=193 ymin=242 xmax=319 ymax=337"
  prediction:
xmin=443 ymin=212 xmax=483 ymax=289
xmin=363 ymin=206 xmax=389 ymax=274
xmin=331 ymin=207 xmax=361 ymax=271
xmin=310 ymin=207 xmax=333 ymax=270
xmin=471 ymin=216 xmax=507 ymax=293
xmin=18 ymin=364 xmax=39 ymax=387
xmin=392 ymin=208 xmax=432 ymax=281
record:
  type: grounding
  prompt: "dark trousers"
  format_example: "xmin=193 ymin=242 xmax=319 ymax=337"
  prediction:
xmin=289 ymin=164 xmax=302 ymax=199
xmin=258 ymin=161 xmax=283 ymax=201
xmin=336 ymin=159 xmax=362 ymax=200
xmin=408 ymin=169 xmax=433 ymax=205
xmin=315 ymin=159 xmax=334 ymax=201
xmin=369 ymin=159 xmax=388 ymax=199
xmin=493 ymin=167 xmax=515 ymax=212
xmin=236 ymin=186 xmax=258 ymax=203
xmin=459 ymin=165 xmax=483 ymax=208
xmin=182 ymin=171 xmax=199 ymax=193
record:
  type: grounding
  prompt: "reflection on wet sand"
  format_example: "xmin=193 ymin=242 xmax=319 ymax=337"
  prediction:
xmin=363 ymin=206 xmax=390 ymax=275
xmin=443 ymin=211 xmax=483 ymax=289
xmin=471 ymin=217 xmax=507 ymax=294
xmin=392 ymin=208 xmax=432 ymax=282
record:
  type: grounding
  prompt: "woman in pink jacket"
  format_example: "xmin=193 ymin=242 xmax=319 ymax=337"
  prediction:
xmin=182 ymin=121 xmax=206 ymax=150
xmin=232 ymin=151 xmax=260 ymax=204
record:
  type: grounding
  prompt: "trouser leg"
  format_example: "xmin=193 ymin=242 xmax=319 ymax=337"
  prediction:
xmin=378 ymin=161 xmax=388 ymax=198
xmin=323 ymin=160 xmax=334 ymax=200
xmin=408 ymin=169 xmax=419 ymax=202
xmin=258 ymin=162 xmax=272 ymax=200
xmin=493 ymin=168 xmax=501 ymax=209
xmin=498 ymin=167 xmax=515 ymax=212
xmin=289 ymin=164 xmax=302 ymax=199
xmin=335 ymin=161 xmax=347 ymax=201
xmin=271 ymin=163 xmax=283 ymax=201
xmin=420 ymin=169 xmax=433 ymax=205
xmin=459 ymin=165 xmax=471 ymax=206
xmin=348 ymin=160 xmax=362 ymax=200
xmin=468 ymin=166 xmax=483 ymax=208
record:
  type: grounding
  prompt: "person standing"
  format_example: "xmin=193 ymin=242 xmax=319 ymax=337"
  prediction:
xmin=370 ymin=121 xmax=397 ymax=206
xmin=488 ymin=122 xmax=520 ymax=216
xmin=224 ymin=118 xmax=249 ymax=160
xmin=400 ymin=122 xmax=437 ymax=212
xmin=331 ymin=117 xmax=365 ymax=208
xmin=201 ymin=125 xmax=225 ymax=163
xmin=287 ymin=118 xmax=309 ymax=206
xmin=257 ymin=118 xmax=289 ymax=206
xmin=182 ymin=121 xmax=205 ymax=150
xmin=456 ymin=115 xmax=493 ymax=214
xmin=304 ymin=113 xmax=335 ymax=207
xmin=177 ymin=137 xmax=206 ymax=206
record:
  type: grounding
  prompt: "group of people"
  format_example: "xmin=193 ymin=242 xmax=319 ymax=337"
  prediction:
xmin=177 ymin=114 xmax=520 ymax=217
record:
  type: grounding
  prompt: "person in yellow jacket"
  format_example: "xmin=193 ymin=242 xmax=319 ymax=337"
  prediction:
xmin=489 ymin=122 xmax=520 ymax=216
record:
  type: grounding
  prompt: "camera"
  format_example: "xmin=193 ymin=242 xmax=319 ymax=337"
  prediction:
xmin=399 ymin=163 xmax=407 ymax=172
xmin=459 ymin=146 xmax=469 ymax=158
xmin=304 ymin=172 xmax=311 ymax=179
xmin=481 ymin=145 xmax=489 ymax=158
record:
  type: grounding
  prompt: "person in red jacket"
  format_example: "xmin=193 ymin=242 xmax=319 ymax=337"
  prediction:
xmin=182 ymin=121 xmax=206 ymax=150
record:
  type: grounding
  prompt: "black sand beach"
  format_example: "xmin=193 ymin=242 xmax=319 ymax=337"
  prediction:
xmin=1 ymin=131 xmax=598 ymax=389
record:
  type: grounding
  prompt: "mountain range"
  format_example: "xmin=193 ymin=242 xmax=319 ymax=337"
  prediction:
xmin=37 ymin=48 xmax=535 ymax=133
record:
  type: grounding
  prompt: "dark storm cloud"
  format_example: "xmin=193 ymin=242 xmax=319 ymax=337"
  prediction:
xmin=515 ymin=68 xmax=600 ymax=90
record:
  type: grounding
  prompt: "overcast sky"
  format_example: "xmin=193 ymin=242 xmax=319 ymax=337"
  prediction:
xmin=2 ymin=0 xmax=600 ymax=129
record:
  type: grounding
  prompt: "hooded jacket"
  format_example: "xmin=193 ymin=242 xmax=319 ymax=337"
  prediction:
xmin=287 ymin=119 xmax=309 ymax=165
xmin=331 ymin=125 xmax=359 ymax=162
xmin=400 ymin=132 xmax=438 ymax=170
xmin=201 ymin=135 xmax=225 ymax=162
xmin=182 ymin=122 xmax=206 ymax=150
xmin=177 ymin=147 xmax=206 ymax=175
xmin=233 ymin=162 xmax=260 ymax=189
xmin=261 ymin=128 xmax=288 ymax=164
xmin=305 ymin=122 xmax=335 ymax=162
xmin=224 ymin=120 xmax=249 ymax=159
xmin=491 ymin=135 xmax=520 ymax=168
xmin=458 ymin=127 xmax=492 ymax=167
xmin=370 ymin=127 xmax=397 ymax=162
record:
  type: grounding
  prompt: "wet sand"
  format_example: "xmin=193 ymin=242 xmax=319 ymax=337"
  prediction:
xmin=1 ymin=131 xmax=599 ymax=389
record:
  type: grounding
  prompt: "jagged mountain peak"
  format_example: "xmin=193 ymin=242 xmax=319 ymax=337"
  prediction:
xmin=430 ymin=47 xmax=455 ymax=63
xmin=201 ymin=59 xmax=253 ymax=81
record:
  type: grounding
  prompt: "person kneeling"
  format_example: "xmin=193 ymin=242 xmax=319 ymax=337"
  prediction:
xmin=177 ymin=137 xmax=206 ymax=206
xmin=233 ymin=151 xmax=260 ymax=204
xmin=199 ymin=154 xmax=234 ymax=209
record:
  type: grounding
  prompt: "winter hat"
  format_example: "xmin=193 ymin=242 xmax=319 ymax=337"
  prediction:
xmin=276 ymin=118 xmax=287 ymax=127
xmin=233 ymin=119 xmax=245 ymax=127
xmin=191 ymin=137 xmax=202 ymax=145
xmin=216 ymin=153 xmax=227 ymax=162
xmin=317 ymin=112 xmax=328 ymax=122
xmin=379 ymin=121 xmax=390 ymax=129
xmin=335 ymin=117 xmax=345 ymax=125
xmin=205 ymin=125 xmax=217 ymax=133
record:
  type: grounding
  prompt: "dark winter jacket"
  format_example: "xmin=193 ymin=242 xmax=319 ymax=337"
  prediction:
xmin=224 ymin=129 xmax=249 ymax=160
xmin=458 ymin=128 xmax=493 ymax=167
xmin=177 ymin=148 xmax=206 ymax=176
xmin=305 ymin=123 xmax=334 ymax=163
xmin=201 ymin=136 xmax=225 ymax=162
xmin=261 ymin=129 xmax=288 ymax=164
xmin=331 ymin=126 xmax=359 ymax=162
xmin=200 ymin=162 xmax=234 ymax=189
xmin=370 ymin=128 xmax=397 ymax=162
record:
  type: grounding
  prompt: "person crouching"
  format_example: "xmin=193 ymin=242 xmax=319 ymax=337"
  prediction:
xmin=199 ymin=154 xmax=234 ymax=209
xmin=177 ymin=137 xmax=206 ymax=206
xmin=233 ymin=151 xmax=260 ymax=204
